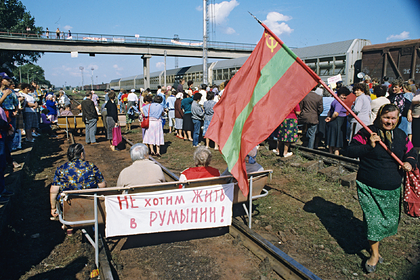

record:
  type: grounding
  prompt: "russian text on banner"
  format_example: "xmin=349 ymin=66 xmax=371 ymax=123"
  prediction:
xmin=206 ymin=30 xmax=319 ymax=197
xmin=105 ymin=183 xmax=234 ymax=238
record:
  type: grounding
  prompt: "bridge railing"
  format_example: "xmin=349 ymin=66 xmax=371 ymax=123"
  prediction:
xmin=0 ymin=31 xmax=255 ymax=51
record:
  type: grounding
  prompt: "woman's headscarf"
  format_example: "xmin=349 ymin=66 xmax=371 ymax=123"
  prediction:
xmin=373 ymin=104 xmax=400 ymax=148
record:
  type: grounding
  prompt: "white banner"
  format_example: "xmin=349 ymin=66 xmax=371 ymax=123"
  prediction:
xmin=105 ymin=183 xmax=234 ymax=238
xmin=327 ymin=74 xmax=342 ymax=89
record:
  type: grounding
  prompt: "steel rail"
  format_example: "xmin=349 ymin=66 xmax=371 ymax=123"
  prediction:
xmin=231 ymin=218 xmax=321 ymax=280
xmin=126 ymin=134 xmax=321 ymax=280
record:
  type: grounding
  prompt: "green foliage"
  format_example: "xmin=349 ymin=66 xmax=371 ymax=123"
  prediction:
xmin=12 ymin=64 xmax=51 ymax=87
xmin=0 ymin=0 xmax=43 ymax=74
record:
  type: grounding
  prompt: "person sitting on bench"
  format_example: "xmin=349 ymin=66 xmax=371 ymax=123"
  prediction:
xmin=116 ymin=143 xmax=166 ymax=187
xmin=50 ymin=143 xmax=107 ymax=234
xmin=60 ymin=104 xmax=73 ymax=116
xmin=179 ymin=146 xmax=220 ymax=182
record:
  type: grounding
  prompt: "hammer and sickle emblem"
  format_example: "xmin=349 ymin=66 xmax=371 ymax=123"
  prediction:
xmin=265 ymin=33 xmax=278 ymax=53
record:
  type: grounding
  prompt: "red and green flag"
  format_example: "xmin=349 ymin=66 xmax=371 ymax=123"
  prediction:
xmin=206 ymin=27 xmax=319 ymax=197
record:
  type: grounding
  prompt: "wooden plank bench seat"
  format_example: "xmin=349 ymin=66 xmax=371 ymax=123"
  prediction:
xmin=57 ymin=114 xmax=126 ymax=137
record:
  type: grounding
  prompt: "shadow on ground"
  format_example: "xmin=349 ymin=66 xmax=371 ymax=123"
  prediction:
xmin=303 ymin=196 xmax=367 ymax=255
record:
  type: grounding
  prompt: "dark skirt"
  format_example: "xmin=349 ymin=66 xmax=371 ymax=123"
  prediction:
xmin=412 ymin=117 xmax=420 ymax=147
xmin=317 ymin=116 xmax=327 ymax=139
xmin=277 ymin=118 xmax=298 ymax=142
xmin=16 ymin=113 xmax=24 ymax=130
xmin=326 ymin=116 xmax=346 ymax=148
xmin=183 ymin=113 xmax=193 ymax=132
xmin=106 ymin=116 xmax=115 ymax=140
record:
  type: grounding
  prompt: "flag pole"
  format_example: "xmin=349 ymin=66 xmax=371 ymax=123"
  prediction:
xmin=248 ymin=12 xmax=402 ymax=165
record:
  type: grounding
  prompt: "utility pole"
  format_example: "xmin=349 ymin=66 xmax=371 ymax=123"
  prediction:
xmin=164 ymin=50 xmax=167 ymax=88
xmin=91 ymin=67 xmax=94 ymax=91
xmin=174 ymin=34 xmax=179 ymax=69
xmin=79 ymin=66 xmax=84 ymax=91
xmin=203 ymin=0 xmax=208 ymax=85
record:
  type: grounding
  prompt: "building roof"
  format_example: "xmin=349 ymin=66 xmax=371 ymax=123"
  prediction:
xmin=293 ymin=39 xmax=357 ymax=59
xmin=120 ymin=75 xmax=139 ymax=82
xmin=213 ymin=56 xmax=249 ymax=69
xmin=210 ymin=39 xmax=363 ymax=66
xmin=362 ymin=38 xmax=420 ymax=52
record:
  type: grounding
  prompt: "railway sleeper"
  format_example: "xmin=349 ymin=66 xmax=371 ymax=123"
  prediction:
xmin=300 ymin=160 xmax=324 ymax=173
xmin=317 ymin=165 xmax=347 ymax=182
xmin=276 ymin=154 xmax=358 ymax=187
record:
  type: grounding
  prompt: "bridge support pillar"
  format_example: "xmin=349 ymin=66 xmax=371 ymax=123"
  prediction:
xmin=142 ymin=54 xmax=152 ymax=89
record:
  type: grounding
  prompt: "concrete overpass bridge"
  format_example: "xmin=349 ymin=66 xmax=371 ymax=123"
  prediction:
xmin=0 ymin=31 xmax=254 ymax=87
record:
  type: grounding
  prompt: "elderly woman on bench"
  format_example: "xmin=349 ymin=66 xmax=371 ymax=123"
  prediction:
xmin=116 ymin=143 xmax=166 ymax=187
xmin=50 ymin=143 xmax=106 ymax=235
xmin=179 ymin=146 xmax=220 ymax=182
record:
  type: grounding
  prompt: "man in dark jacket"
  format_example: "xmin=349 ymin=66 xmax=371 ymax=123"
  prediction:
xmin=299 ymin=86 xmax=323 ymax=149
xmin=80 ymin=92 xmax=98 ymax=144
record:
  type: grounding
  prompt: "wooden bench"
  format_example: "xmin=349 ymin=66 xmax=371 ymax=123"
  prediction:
xmin=57 ymin=165 xmax=272 ymax=228
xmin=57 ymin=114 xmax=126 ymax=137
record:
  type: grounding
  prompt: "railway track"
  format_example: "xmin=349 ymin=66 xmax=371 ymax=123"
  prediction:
xmin=63 ymin=123 xmax=322 ymax=279
xmin=65 ymin=92 xmax=367 ymax=279
xmin=270 ymin=144 xmax=361 ymax=188
xmin=65 ymin=92 xmax=368 ymax=278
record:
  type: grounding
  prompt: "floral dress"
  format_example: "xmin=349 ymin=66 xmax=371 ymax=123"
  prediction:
xmin=278 ymin=104 xmax=300 ymax=142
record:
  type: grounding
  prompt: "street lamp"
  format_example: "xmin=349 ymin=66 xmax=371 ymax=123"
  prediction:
xmin=79 ymin=66 xmax=84 ymax=91
xmin=27 ymin=67 xmax=33 ymax=83
xmin=31 ymin=71 xmax=38 ymax=84
xmin=91 ymin=67 xmax=94 ymax=91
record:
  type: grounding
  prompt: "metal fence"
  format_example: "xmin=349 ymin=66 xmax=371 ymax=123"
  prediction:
xmin=0 ymin=31 xmax=255 ymax=51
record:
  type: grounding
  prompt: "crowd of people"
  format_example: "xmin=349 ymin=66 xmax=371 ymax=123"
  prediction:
xmin=271 ymin=76 xmax=420 ymax=157
xmin=97 ymin=80 xmax=225 ymax=156
xmin=0 ymin=73 xmax=71 ymax=203
xmin=2 ymin=73 xmax=416 ymax=274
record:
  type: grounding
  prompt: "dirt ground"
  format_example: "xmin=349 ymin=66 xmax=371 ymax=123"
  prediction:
xmin=0 ymin=125 xmax=277 ymax=280
xmin=72 ymin=126 xmax=276 ymax=280
xmin=0 ymin=132 xmax=96 ymax=280
xmin=0 ymin=118 xmax=419 ymax=280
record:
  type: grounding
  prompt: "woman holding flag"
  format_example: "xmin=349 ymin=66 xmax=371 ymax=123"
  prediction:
xmin=346 ymin=104 xmax=417 ymax=273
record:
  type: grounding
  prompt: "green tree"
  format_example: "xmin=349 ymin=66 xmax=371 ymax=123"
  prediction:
xmin=0 ymin=0 xmax=43 ymax=75
xmin=13 ymin=64 xmax=51 ymax=87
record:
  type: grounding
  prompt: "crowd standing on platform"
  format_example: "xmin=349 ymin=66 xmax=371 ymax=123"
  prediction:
xmin=278 ymin=76 xmax=420 ymax=157
xmin=74 ymin=75 xmax=420 ymax=160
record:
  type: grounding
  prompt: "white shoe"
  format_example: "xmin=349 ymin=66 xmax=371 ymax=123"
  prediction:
xmin=26 ymin=138 xmax=34 ymax=143
xmin=284 ymin=152 xmax=293 ymax=158
xmin=272 ymin=149 xmax=279 ymax=156
xmin=32 ymin=132 xmax=39 ymax=137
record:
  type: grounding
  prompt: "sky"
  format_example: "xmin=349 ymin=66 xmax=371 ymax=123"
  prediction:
xmin=20 ymin=0 xmax=420 ymax=88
